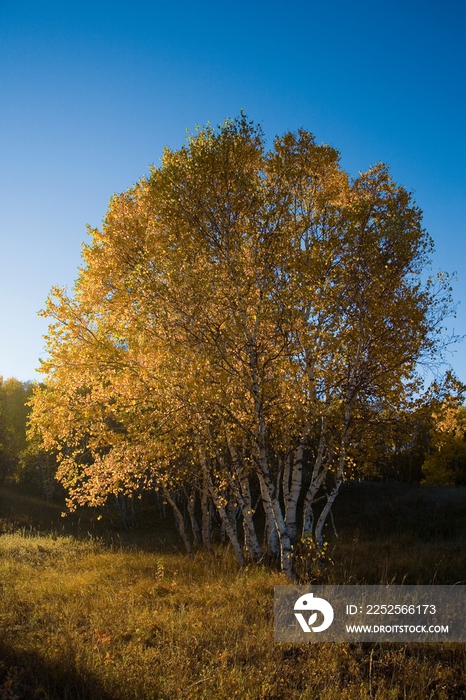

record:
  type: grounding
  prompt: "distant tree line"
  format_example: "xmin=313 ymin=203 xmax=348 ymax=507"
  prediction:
xmin=0 ymin=377 xmax=57 ymax=498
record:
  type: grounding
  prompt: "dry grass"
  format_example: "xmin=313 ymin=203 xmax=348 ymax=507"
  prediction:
xmin=0 ymin=531 xmax=465 ymax=699
xmin=0 ymin=482 xmax=465 ymax=699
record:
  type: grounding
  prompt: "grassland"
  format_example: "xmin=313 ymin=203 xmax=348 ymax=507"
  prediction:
xmin=0 ymin=482 xmax=465 ymax=699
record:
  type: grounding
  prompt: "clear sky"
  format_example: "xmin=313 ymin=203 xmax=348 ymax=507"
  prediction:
xmin=1 ymin=0 xmax=465 ymax=383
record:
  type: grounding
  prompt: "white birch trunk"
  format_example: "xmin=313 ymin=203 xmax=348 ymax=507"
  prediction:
xmin=231 ymin=473 xmax=263 ymax=561
xmin=200 ymin=469 xmax=212 ymax=551
xmin=259 ymin=470 xmax=280 ymax=557
xmin=284 ymin=422 xmax=310 ymax=544
xmin=257 ymin=466 xmax=296 ymax=581
xmin=210 ymin=487 xmax=245 ymax=566
xmin=198 ymin=439 xmax=246 ymax=566
xmin=314 ymin=404 xmax=351 ymax=548
xmin=162 ymin=486 xmax=193 ymax=559
xmin=314 ymin=458 xmax=344 ymax=548
xmin=224 ymin=431 xmax=263 ymax=561
xmin=187 ymin=484 xmax=201 ymax=546
xmin=302 ymin=415 xmax=329 ymax=538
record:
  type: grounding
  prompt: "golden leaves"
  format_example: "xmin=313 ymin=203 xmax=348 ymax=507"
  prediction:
xmin=29 ymin=114 xmax=452 ymax=508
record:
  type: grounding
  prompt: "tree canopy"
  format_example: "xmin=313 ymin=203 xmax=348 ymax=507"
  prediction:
xmin=30 ymin=114 xmax=455 ymax=579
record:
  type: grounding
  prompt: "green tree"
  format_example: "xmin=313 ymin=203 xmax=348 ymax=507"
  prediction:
xmin=30 ymin=115 xmax=455 ymax=579
xmin=0 ymin=377 xmax=33 ymax=482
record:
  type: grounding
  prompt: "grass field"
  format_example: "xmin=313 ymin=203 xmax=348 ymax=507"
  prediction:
xmin=0 ymin=482 xmax=465 ymax=699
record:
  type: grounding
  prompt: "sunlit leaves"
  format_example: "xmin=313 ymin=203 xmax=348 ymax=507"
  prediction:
xmin=29 ymin=115 xmax=455 ymax=557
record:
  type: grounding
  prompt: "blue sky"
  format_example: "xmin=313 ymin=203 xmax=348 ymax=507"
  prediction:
xmin=1 ymin=0 xmax=465 ymax=383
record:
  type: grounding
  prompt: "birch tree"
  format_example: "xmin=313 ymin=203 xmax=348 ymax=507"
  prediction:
xmin=30 ymin=114 xmax=454 ymax=579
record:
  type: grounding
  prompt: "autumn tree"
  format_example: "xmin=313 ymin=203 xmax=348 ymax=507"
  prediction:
xmin=30 ymin=115 xmax=454 ymax=580
xmin=421 ymin=375 xmax=466 ymax=485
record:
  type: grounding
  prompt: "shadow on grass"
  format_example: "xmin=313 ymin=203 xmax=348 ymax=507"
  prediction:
xmin=0 ymin=639 xmax=119 ymax=700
